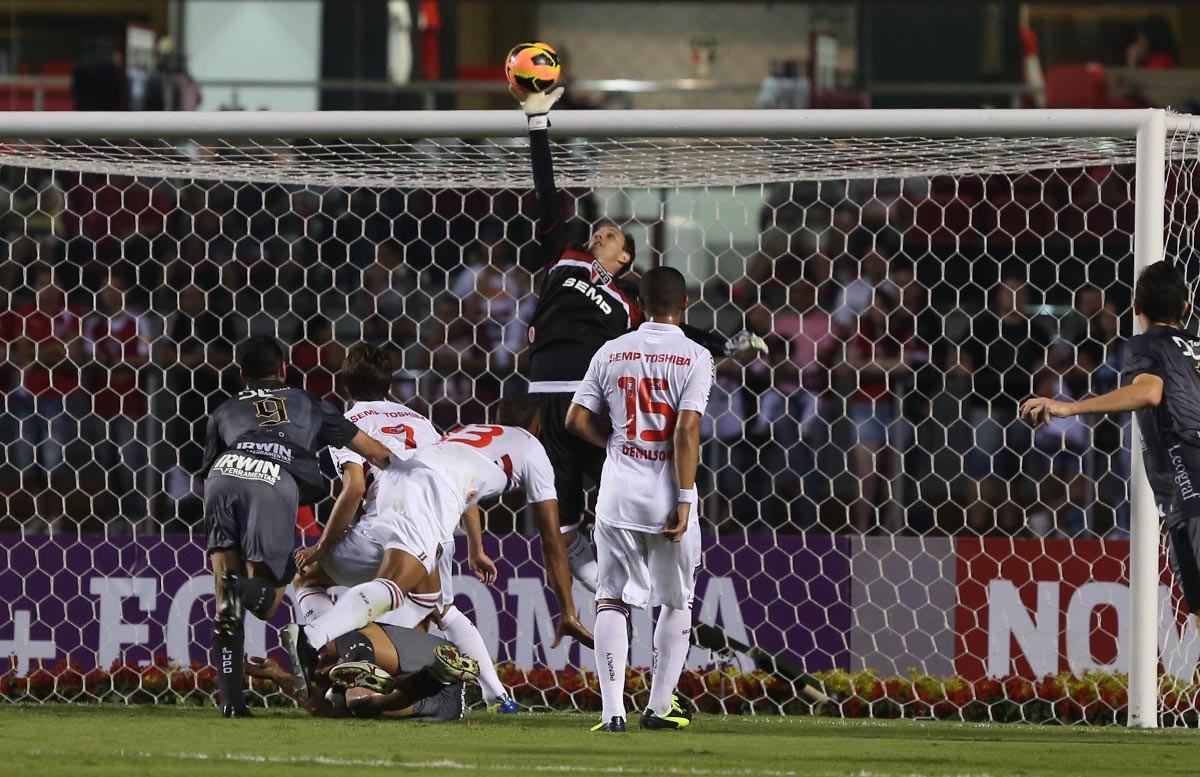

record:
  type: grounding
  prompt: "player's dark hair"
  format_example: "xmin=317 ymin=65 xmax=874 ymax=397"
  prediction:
xmin=1135 ymin=263 xmax=1189 ymax=325
xmin=639 ymin=266 xmax=688 ymax=318
xmin=343 ymin=343 xmax=393 ymax=401
xmin=495 ymin=395 xmax=540 ymax=430
xmin=236 ymin=335 xmax=285 ymax=381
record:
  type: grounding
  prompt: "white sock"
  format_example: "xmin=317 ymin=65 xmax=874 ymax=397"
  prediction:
xmin=304 ymin=578 xmax=403 ymax=647
xmin=566 ymin=533 xmax=599 ymax=593
xmin=648 ymin=605 xmax=692 ymax=716
xmin=441 ymin=605 xmax=507 ymax=701
xmin=594 ymin=604 xmax=630 ymax=720
xmin=294 ymin=586 xmax=334 ymax=626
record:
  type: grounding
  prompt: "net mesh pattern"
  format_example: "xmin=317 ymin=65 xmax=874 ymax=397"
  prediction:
xmin=0 ymin=125 xmax=1196 ymax=724
xmin=0 ymin=135 xmax=1167 ymax=188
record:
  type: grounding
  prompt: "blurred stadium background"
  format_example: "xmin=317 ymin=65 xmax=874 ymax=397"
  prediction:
xmin=2 ymin=0 xmax=1200 ymax=726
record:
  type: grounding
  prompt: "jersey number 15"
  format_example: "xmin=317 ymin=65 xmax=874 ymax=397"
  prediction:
xmin=617 ymin=376 xmax=677 ymax=442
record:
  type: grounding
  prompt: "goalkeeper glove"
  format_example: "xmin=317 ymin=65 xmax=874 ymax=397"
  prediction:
xmin=723 ymin=330 xmax=769 ymax=358
xmin=513 ymin=86 xmax=565 ymax=132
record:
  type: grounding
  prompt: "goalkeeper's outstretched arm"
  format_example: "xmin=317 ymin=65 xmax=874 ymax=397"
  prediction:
xmin=680 ymin=324 xmax=768 ymax=360
xmin=517 ymin=86 xmax=567 ymax=271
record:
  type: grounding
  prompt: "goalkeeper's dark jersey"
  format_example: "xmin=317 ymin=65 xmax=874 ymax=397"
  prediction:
xmin=524 ymin=127 xmax=723 ymax=388
xmin=201 ymin=379 xmax=360 ymax=503
xmin=527 ymin=240 xmax=642 ymax=384
xmin=1123 ymin=325 xmax=1200 ymax=527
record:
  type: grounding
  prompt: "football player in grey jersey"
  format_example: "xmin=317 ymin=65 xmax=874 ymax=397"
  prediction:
xmin=202 ymin=335 xmax=392 ymax=718
xmin=1022 ymin=263 xmax=1200 ymax=619
xmin=246 ymin=621 xmax=479 ymax=722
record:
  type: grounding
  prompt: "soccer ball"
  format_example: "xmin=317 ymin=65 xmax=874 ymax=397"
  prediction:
xmin=505 ymin=42 xmax=561 ymax=96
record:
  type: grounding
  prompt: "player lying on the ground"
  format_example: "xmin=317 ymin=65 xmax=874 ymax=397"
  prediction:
xmin=1021 ymin=262 xmax=1200 ymax=618
xmin=201 ymin=335 xmax=393 ymax=718
xmin=513 ymin=85 xmax=766 ymax=595
xmin=246 ymin=621 xmax=479 ymax=721
xmin=565 ymin=266 xmax=714 ymax=733
xmin=288 ymin=343 xmax=519 ymax=712
xmin=290 ymin=396 xmax=593 ymax=693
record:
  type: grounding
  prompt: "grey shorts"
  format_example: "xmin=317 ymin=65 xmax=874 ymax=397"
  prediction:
xmin=380 ymin=624 xmax=465 ymax=722
xmin=1169 ymin=518 xmax=1200 ymax=614
xmin=203 ymin=467 xmax=299 ymax=584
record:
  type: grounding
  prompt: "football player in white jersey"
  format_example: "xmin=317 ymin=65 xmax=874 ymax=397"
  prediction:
xmin=283 ymin=344 xmax=518 ymax=710
xmin=566 ymin=266 xmax=714 ymax=733
xmin=294 ymin=395 xmax=592 ymax=692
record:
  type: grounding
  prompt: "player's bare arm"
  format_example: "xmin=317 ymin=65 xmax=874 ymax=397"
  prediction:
xmin=347 ymin=430 xmax=392 ymax=470
xmin=461 ymin=505 xmax=497 ymax=585
xmin=530 ymin=498 xmax=595 ymax=649
xmin=565 ymin=402 xmax=611 ymax=449
xmin=665 ymin=409 xmax=703 ymax=542
xmin=244 ymin=655 xmax=348 ymax=718
xmin=296 ymin=461 xmax=366 ymax=575
xmin=1021 ymin=373 xmax=1163 ymax=426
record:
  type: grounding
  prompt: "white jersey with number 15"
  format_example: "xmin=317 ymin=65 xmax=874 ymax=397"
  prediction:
xmin=571 ymin=321 xmax=714 ymax=532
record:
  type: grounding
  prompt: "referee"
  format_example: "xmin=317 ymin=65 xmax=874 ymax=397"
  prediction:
xmin=515 ymin=86 xmax=766 ymax=591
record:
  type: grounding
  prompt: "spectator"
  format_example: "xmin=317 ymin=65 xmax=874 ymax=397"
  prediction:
xmin=958 ymin=275 xmax=1051 ymax=485
xmin=81 ymin=271 xmax=152 ymax=529
xmin=1127 ymin=15 xmax=1179 ymax=70
xmin=68 ymin=174 xmax=171 ymax=264
xmin=700 ymin=359 xmax=751 ymax=530
xmin=840 ymin=294 xmax=910 ymax=533
xmin=1 ymin=264 xmax=87 ymax=481
xmin=1027 ymin=369 xmax=1090 ymax=537
xmin=290 ymin=317 xmax=344 ymax=404
xmin=833 ymin=251 xmax=895 ymax=333
xmin=71 ymin=39 xmax=125 ymax=111
xmin=463 ymin=260 xmax=530 ymax=374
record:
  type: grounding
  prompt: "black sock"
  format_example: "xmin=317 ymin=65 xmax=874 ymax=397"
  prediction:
xmin=335 ymin=629 xmax=377 ymax=663
xmin=212 ymin=619 xmax=245 ymax=710
xmin=238 ymin=578 xmax=275 ymax=617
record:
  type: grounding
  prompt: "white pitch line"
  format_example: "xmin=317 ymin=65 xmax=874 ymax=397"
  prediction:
xmin=118 ymin=750 xmax=803 ymax=776
xmin=30 ymin=750 xmax=996 ymax=777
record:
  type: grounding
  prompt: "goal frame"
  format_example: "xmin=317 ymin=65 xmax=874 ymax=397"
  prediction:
xmin=1 ymin=106 xmax=1189 ymax=727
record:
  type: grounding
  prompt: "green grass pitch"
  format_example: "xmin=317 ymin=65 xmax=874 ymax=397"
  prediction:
xmin=2 ymin=705 xmax=1197 ymax=777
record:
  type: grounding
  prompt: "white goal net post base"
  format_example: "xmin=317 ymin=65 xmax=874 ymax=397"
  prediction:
xmin=0 ymin=108 xmax=1196 ymax=728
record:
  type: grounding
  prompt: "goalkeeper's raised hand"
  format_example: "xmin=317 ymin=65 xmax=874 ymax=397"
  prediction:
xmin=723 ymin=329 xmax=769 ymax=358
xmin=512 ymin=86 xmax=565 ymax=131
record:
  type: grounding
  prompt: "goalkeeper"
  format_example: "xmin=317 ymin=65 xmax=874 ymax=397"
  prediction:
xmin=514 ymin=86 xmax=766 ymax=592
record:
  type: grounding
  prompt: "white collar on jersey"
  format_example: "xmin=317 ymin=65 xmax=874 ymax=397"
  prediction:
xmin=639 ymin=321 xmax=683 ymax=332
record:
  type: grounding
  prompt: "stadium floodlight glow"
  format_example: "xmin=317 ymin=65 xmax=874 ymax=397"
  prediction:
xmin=0 ymin=108 xmax=1194 ymax=729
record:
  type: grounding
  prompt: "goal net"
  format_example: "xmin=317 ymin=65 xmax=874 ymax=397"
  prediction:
xmin=0 ymin=109 xmax=1196 ymax=726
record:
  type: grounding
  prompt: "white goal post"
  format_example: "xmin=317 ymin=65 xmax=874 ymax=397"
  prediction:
xmin=0 ymin=108 xmax=1195 ymax=727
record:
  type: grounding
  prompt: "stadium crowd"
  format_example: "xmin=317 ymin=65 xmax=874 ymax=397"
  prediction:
xmin=0 ymin=164 xmax=1138 ymax=539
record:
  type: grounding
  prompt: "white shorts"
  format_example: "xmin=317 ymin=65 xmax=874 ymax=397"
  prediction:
xmin=437 ymin=538 xmax=455 ymax=608
xmin=369 ymin=467 xmax=461 ymax=574
xmin=593 ymin=519 xmax=702 ymax=611
xmin=321 ymin=523 xmax=385 ymax=587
